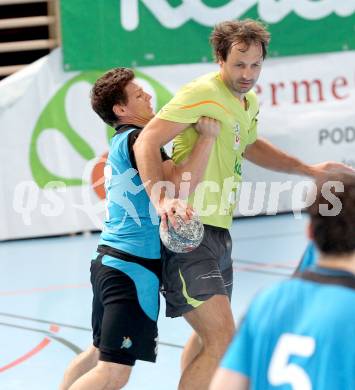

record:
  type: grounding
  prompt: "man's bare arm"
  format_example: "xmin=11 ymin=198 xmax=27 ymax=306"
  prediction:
xmin=161 ymin=117 xmax=220 ymax=197
xmin=244 ymin=138 xmax=313 ymax=176
xmin=209 ymin=368 xmax=249 ymax=390
xmin=133 ymin=117 xmax=191 ymax=212
xmin=244 ymin=138 xmax=355 ymax=178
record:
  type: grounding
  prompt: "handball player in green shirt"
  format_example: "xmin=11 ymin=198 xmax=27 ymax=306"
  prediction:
xmin=134 ymin=19 xmax=354 ymax=390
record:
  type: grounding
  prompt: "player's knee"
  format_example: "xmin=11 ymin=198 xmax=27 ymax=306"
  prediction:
xmin=97 ymin=361 xmax=132 ymax=389
xmin=85 ymin=345 xmax=99 ymax=363
xmin=108 ymin=368 xmax=131 ymax=389
xmin=203 ymin=319 xmax=235 ymax=356
xmin=207 ymin=310 xmax=234 ymax=340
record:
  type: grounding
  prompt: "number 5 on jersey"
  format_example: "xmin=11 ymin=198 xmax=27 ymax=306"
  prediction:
xmin=268 ymin=333 xmax=315 ymax=390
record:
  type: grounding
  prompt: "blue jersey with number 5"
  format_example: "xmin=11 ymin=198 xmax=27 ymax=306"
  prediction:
xmin=221 ymin=266 xmax=355 ymax=390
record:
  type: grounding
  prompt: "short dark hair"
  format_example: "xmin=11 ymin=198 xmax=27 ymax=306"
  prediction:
xmin=308 ymin=175 xmax=355 ymax=255
xmin=91 ymin=67 xmax=134 ymax=127
xmin=210 ymin=19 xmax=270 ymax=62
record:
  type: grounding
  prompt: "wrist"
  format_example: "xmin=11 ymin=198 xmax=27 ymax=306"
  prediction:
xmin=199 ymin=134 xmax=217 ymax=141
xmin=151 ymin=190 xmax=167 ymax=212
xmin=297 ymin=163 xmax=316 ymax=177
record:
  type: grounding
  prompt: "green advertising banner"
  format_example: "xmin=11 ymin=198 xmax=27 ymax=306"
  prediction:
xmin=61 ymin=0 xmax=355 ymax=70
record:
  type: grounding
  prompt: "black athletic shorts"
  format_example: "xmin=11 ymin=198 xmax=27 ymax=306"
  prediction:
xmin=91 ymin=245 xmax=161 ymax=366
xmin=162 ymin=225 xmax=233 ymax=318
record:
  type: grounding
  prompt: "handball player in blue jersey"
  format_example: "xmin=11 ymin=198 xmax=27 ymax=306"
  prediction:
xmin=211 ymin=174 xmax=355 ymax=390
xmin=60 ymin=68 xmax=220 ymax=390
xmin=297 ymin=242 xmax=319 ymax=273
xmin=296 ymin=166 xmax=355 ymax=274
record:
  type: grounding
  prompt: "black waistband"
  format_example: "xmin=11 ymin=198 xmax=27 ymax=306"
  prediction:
xmin=203 ymin=224 xmax=228 ymax=232
xmin=97 ymin=245 xmax=161 ymax=274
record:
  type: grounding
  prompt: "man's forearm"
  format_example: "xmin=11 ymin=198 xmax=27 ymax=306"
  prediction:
xmin=172 ymin=135 xmax=215 ymax=196
xmin=244 ymin=138 xmax=314 ymax=176
xmin=134 ymin=117 xmax=189 ymax=208
xmin=134 ymin=135 xmax=166 ymax=206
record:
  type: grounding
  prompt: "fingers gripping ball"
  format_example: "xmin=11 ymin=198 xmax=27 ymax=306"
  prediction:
xmin=160 ymin=214 xmax=204 ymax=253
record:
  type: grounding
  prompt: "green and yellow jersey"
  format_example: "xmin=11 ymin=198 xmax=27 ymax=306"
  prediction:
xmin=157 ymin=72 xmax=259 ymax=229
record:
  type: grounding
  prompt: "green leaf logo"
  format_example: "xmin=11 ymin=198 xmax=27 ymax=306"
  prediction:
xmin=30 ymin=70 xmax=173 ymax=197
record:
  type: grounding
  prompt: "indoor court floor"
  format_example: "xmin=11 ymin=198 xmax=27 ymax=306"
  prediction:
xmin=0 ymin=213 xmax=309 ymax=389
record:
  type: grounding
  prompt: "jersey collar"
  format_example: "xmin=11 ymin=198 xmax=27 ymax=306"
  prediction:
xmin=115 ymin=123 xmax=142 ymax=134
xmin=309 ymin=264 xmax=354 ymax=279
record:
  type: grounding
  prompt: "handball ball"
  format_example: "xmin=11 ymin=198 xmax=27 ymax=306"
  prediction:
xmin=160 ymin=214 xmax=204 ymax=253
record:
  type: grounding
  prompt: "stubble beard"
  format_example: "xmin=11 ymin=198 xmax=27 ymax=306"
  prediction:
xmin=233 ymin=79 xmax=255 ymax=96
